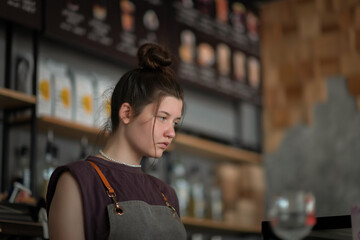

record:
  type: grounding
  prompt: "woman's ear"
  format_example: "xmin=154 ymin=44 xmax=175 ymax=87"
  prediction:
xmin=119 ymin=103 xmax=132 ymax=124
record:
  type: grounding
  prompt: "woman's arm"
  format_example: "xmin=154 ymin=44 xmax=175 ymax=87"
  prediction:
xmin=48 ymin=171 xmax=85 ymax=240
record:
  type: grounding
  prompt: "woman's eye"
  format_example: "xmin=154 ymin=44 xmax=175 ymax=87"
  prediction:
xmin=158 ymin=116 xmax=166 ymax=121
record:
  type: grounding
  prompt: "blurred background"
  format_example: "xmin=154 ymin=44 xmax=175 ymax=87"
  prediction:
xmin=1 ymin=0 xmax=359 ymax=239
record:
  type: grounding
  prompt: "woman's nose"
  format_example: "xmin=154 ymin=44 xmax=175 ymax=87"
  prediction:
xmin=165 ymin=124 xmax=176 ymax=138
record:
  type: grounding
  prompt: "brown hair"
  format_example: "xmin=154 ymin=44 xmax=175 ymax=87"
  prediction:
xmin=109 ymin=43 xmax=184 ymax=134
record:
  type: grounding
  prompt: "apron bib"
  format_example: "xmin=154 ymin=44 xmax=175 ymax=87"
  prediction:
xmin=107 ymin=201 xmax=186 ymax=240
xmin=88 ymin=161 xmax=187 ymax=240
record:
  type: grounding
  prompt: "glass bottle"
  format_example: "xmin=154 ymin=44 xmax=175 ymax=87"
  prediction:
xmin=172 ymin=158 xmax=191 ymax=217
xmin=209 ymin=168 xmax=223 ymax=221
xmin=16 ymin=145 xmax=31 ymax=189
xmin=42 ymin=130 xmax=56 ymax=198
xmin=189 ymin=165 xmax=206 ymax=219
xmin=79 ymin=136 xmax=90 ymax=160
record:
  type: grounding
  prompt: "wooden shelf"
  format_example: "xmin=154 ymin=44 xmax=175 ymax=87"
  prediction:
xmin=0 ymin=88 xmax=261 ymax=164
xmin=37 ymin=116 xmax=102 ymax=144
xmin=182 ymin=217 xmax=261 ymax=235
xmin=35 ymin=116 xmax=261 ymax=164
xmin=0 ymin=219 xmax=43 ymax=237
xmin=0 ymin=88 xmax=36 ymax=109
xmin=173 ymin=133 xmax=262 ymax=164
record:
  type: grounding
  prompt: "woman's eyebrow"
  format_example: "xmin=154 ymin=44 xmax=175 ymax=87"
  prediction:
xmin=158 ymin=111 xmax=182 ymax=120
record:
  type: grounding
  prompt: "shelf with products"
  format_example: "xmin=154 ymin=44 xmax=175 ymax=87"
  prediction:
xmin=0 ymin=91 xmax=263 ymax=238
xmin=0 ymin=89 xmax=263 ymax=235
xmin=34 ymin=116 xmax=261 ymax=164
xmin=36 ymin=116 xmax=101 ymax=144
xmin=0 ymin=87 xmax=262 ymax=163
xmin=182 ymin=217 xmax=261 ymax=235
xmin=0 ymin=87 xmax=36 ymax=110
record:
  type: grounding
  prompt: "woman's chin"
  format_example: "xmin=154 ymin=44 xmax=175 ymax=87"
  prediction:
xmin=149 ymin=150 xmax=164 ymax=159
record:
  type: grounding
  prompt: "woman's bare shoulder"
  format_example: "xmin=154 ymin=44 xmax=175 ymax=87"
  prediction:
xmin=48 ymin=171 xmax=85 ymax=240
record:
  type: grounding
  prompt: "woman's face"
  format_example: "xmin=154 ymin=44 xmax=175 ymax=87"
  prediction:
xmin=124 ymin=96 xmax=183 ymax=159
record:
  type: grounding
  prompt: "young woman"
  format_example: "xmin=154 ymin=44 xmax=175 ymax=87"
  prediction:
xmin=46 ymin=43 xmax=186 ymax=240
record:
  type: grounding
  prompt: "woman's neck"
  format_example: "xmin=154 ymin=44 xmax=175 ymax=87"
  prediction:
xmin=101 ymin=132 xmax=142 ymax=166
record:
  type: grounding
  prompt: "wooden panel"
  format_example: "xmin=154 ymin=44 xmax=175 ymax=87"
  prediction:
xmin=338 ymin=30 xmax=352 ymax=54
xmin=278 ymin=64 xmax=298 ymax=86
xmin=332 ymin=0 xmax=358 ymax=12
xmin=298 ymin=10 xmax=320 ymax=38
xmin=264 ymin=129 xmax=285 ymax=153
xmin=303 ymin=81 xmax=317 ymax=104
xmin=264 ymin=88 xmax=280 ymax=109
xmin=347 ymin=74 xmax=360 ymax=96
xmin=260 ymin=2 xmax=282 ymax=26
xmin=262 ymin=64 xmax=280 ymax=88
xmin=284 ymin=84 xmax=304 ymax=104
xmin=272 ymin=107 xmax=292 ymax=129
xmin=312 ymin=78 xmax=328 ymax=102
xmin=0 ymin=88 xmax=36 ymax=109
xmin=354 ymin=4 xmax=360 ymax=30
xmin=260 ymin=25 xmax=283 ymax=54
xmin=340 ymin=53 xmax=360 ymax=75
xmin=316 ymin=0 xmax=336 ymax=13
xmin=261 ymin=0 xmax=360 ymax=154
xmin=282 ymin=39 xmax=299 ymax=64
xmin=297 ymin=40 xmax=314 ymax=61
xmin=354 ymin=30 xmax=360 ymax=52
xmin=338 ymin=8 xmax=353 ymax=32
xmin=278 ymin=0 xmax=297 ymax=25
xmin=320 ymin=14 xmax=340 ymax=33
xmin=319 ymin=57 xmax=340 ymax=76
xmin=281 ymin=23 xmax=298 ymax=37
xmin=313 ymin=33 xmax=341 ymax=59
xmin=298 ymin=61 xmax=315 ymax=80
xmin=289 ymin=105 xmax=305 ymax=126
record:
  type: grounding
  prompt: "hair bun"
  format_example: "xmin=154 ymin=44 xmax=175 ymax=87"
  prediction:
xmin=137 ymin=43 xmax=172 ymax=70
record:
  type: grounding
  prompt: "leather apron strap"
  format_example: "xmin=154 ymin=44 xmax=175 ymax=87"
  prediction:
xmin=88 ymin=161 xmax=115 ymax=194
xmin=88 ymin=161 xmax=124 ymax=215
xmin=87 ymin=160 xmax=176 ymax=216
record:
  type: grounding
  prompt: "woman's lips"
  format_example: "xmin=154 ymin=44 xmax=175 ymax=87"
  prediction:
xmin=158 ymin=142 xmax=169 ymax=149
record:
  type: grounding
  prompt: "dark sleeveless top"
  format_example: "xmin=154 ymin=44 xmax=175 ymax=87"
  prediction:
xmin=46 ymin=156 xmax=181 ymax=240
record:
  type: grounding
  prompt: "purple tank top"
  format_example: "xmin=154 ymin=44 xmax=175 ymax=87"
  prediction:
xmin=46 ymin=156 xmax=180 ymax=240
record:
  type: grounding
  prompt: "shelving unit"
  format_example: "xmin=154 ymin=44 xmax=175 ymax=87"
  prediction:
xmin=0 ymin=88 xmax=261 ymax=164
xmin=0 ymin=90 xmax=263 ymax=236
xmin=31 ymin=115 xmax=261 ymax=164
xmin=16 ymin=114 xmax=261 ymax=164
xmin=0 ymin=87 xmax=37 ymax=193
xmin=0 ymin=88 xmax=36 ymax=109
xmin=0 ymin=2 xmax=264 ymax=235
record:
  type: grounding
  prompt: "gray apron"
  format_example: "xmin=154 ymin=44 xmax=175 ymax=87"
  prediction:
xmin=107 ymin=201 xmax=186 ymax=239
xmin=88 ymin=161 xmax=187 ymax=240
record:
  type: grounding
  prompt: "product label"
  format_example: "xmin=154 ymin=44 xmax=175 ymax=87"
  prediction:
xmin=74 ymin=74 xmax=94 ymax=126
xmin=37 ymin=63 xmax=52 ymax=117
xmin=54 ymin=72 xmax=72 ymax=121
